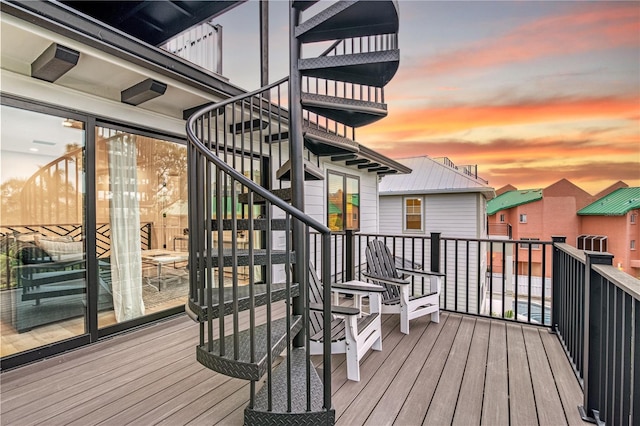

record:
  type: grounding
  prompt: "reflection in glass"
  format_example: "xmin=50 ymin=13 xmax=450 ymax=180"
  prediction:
xmin=0 ymin=106 xmax=86 ymax=357
xmin=96 ymin=127 xmax=188 ymax=328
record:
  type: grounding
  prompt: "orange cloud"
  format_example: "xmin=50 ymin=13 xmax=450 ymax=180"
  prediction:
xmin=417 ymin=4 xmax=640 ymax=76
xmin=371 ymin=135 xmax=638 ymax=165
xmin=487 ymin=162 xmax=640 ymax=194
xmin=358 ymin=96 xmax=640 ymax=141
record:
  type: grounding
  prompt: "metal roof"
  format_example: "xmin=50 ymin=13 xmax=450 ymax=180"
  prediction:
xmin=578 ymin=187 xmax=640 ymax=216
xmin=378 ymin=156 xmax=495 ymax=198
xmin=487 ymin=188 xmax=543 ymax=216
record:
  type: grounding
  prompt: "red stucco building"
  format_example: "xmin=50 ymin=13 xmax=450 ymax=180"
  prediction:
xmin=487 ymin=179 xmax=639 ymax=278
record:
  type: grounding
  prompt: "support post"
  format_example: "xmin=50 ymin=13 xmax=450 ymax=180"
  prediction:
xmin=345 ymin=230 xmax=355 ymax=282
xmin=550 ymin=236 xmax=566 ymax=334
xmin=289 ymin=2 xmax=305 ymax=348
xmin=430 ymin=232 xmax=441 ymax=273
xmin=259 ymin=0 xmax=269 ymax=88
xmin=578 ymin=251 xmax=613 ymax=425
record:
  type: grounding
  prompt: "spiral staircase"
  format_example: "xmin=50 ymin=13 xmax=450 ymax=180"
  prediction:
xmin=185 ymin=1 xmax=399 ymax=424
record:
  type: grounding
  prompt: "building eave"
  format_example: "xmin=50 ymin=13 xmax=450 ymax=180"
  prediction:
xmin=1 ymin=0 xmax=247 ymax=100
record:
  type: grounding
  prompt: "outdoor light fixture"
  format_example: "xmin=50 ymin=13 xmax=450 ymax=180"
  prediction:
xmin=31 ymin=43 xmax=80 ymax=82
xmin=121 ymin=78 xmax=167 ymax=106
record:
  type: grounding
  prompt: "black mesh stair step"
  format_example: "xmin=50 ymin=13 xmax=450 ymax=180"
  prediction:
xmin=196 ymin=315 xmax=303 ymax=381
xmin=276 ymin=158 xmax=324 ymax=181
xmin=299 ymin=50 xmax=400 ymax=87
xmin=210 ymin=218 xmax=291 ymax=231
xmin=237 ymin=188 xmax=292 ymax=204
xmin=187 ymin=281 xmax=300 ymax=322
xmin=244 ymin=347 xmax=335 ymax=425
xmin=301 ymin=92 xmax=388 ymax=127
xmin=295 ymin=0 xmax=399 ymax=44
xmin=303 ymin=125 xmax=359 ymax=157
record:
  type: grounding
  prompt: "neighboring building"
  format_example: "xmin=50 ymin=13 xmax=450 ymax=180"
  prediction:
xmin=578 ymin=187 xmax=640 ymax=278
xmin=486 ymin=179 xmax=633 ymax=311
xmin=377 ymin=155 xmax=495 ymax=314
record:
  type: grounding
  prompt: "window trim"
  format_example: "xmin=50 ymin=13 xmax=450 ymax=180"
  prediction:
xmin=519 ymin=237 xmax=541 ymax=249
xmin=403 ymin=196 xmax=424 ymax=233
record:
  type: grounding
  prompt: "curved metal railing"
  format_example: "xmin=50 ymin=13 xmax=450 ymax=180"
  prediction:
xmin=185 ymin=76 xmax=333 ymax=414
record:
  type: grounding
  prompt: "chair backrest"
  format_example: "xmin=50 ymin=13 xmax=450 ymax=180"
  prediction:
xmin=365 ymin=239 xmax=401 ymax=302
xmin=308 ymin=264 xmax=325 ymax=337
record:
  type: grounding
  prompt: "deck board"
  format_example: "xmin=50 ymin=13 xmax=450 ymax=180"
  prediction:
xmin=523 ymin=326 xmax=568 ymax=425
xmin=337 ymin=314 xmax=434 ymax=426
xmin=507 ymin=322 xmax=538 ymax=425
xmin=451 ymin=317 xmax=490 ymax=425
xmin=540 ymin=329 xmax=585 ymax=425
xmin=363 ymin=314 xmax=447 ymax=425
xmin=423 ymin=316 xmax=475 ymax=425
xmin=1 ymin=310 xmax=583 ymax=426
xmin=393 ymin=314 xmax=462 ymax=425
xmin=481 ymin=320 xmax=509 ymax=425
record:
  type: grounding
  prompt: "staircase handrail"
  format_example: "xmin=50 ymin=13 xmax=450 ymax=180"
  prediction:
xmin=186 ymin=76 xmax=331 ymax=236
xmin=319 ymin=33 xmax=398 ymax=57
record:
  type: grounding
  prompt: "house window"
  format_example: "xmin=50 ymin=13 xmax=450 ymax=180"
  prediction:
xmin=519 ymin=238 xmax=540 ymax=249
xmin=499 ymin=214 xmax=505 ymax=223
xmin=631 ymin=213 xmax=637 ymax=224
xmin=327 ymin=171 xmax=359 ymax=231
xmin=519 ymin=214 xmax=527 ymax=223
xmin=404 ymin=197 xmax=423 ymax=231
xmin=632 ymin=240 xmax=636 ymax=250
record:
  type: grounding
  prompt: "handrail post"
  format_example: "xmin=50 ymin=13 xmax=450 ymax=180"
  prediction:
xmin=345 ymin=230 xmax=355 ymax=282
xmin=430 ymin=232 xmax=441 ymax=273
xmin=550 ymin=236 xmax=566 ymax=334
xmin=289 ymin=2 xmax=305 ymax=348
xmin=579 ymin=251 xmax=613 ymax=424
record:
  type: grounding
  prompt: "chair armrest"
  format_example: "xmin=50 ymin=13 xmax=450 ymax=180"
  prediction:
xmin=362 ymin=272 xmax=410 ymax=287
xmin=396 ymin=267 xmax=445 ymax=278
xmin=332 ymin=280 xmax=386 ymax=295
xmin=309 ymin=302 xmax=360 ymax=316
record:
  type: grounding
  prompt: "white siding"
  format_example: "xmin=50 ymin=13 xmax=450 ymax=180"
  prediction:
xmin=378 ymin=192 xmax=488 ymax=314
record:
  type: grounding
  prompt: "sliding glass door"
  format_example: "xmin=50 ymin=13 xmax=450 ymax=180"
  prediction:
xmin=95 ymin=125 xmax=188 ymax=329
xmin=0 ymin=104 xmax=87 ymax=357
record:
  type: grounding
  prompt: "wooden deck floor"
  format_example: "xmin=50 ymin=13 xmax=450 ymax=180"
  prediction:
xmin=1 ymin=307 xmax=585 ymax=425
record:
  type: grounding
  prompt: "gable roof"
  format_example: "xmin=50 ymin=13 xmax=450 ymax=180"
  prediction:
xmin=487 ymin=189 xmax=543 ymax=215
xmin=378 ymin=156 xmax=495 ymax=199
xmin=578 ymin=187 xmax=640 ymax=216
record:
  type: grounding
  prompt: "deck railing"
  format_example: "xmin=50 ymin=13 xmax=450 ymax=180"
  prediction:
xmin=321 ymin=231 xmax=553 ymax=325
xmin=553 ymin=237 xmax=639 ymax=425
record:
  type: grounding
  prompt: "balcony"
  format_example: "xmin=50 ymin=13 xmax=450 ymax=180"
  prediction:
xmin=488 ymin=222 xmax=513 ymax=239
xmin=1 ymin=233 xmax=637 ymax=425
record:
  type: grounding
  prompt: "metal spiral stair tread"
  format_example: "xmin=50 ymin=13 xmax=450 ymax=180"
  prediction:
xmin=196 ymin=316 xmax=303 ymax=381
xmin=295 ymin=0 xmax=399 ymax=43
xmin=186 ymin=282 xmax=300 ymax=323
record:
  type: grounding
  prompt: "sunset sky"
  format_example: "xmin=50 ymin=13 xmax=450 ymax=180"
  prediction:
xmin=216 ymin=1 xmax=640 ymax=194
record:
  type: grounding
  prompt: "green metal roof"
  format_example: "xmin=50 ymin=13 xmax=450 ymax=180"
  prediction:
xmin=487 ymin=189 xmax=543 ymax=216
xmin=578 ymin=187 xmax=640 ymax=216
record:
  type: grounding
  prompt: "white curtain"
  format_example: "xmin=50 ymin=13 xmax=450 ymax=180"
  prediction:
xmin=108 ymin=132 xmax=145 ymax=322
